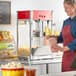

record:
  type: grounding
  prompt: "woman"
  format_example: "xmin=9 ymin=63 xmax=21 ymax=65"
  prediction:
xmin=50 ymin=0 xmax=76 ymax=72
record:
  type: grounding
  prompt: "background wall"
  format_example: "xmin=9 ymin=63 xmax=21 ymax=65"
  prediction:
xmin=0 ymin=0 xmax=68 ymax=47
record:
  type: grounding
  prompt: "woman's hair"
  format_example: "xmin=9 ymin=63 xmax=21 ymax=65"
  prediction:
xmin=64 ymin=0 xmax=74 ymax=6
xmin=73 ymin=0 xmax=76 ymax=4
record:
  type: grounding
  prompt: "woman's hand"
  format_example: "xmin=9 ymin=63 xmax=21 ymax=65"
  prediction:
xmin=60 ymin=46 xmax=70 ymax=52
xmin=49 ymin=37 xmax=69 ymax=52
xmin=51 ymin=44 xmax=62 ymax=52
xmin=51 ymin=45 xmax=70 ymax=52
xmin=51 ymin=45 xmax=59 ymax=52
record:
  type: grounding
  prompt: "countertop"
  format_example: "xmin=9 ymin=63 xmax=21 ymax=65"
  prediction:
xmin=31 ymin=45 xmax=63 ymax=65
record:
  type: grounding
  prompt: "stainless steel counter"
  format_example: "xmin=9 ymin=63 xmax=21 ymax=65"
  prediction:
xmin=31 ymin=54 xmax=62 ymax=65
xmin=31 ymin=45 xmax=63 ymax=65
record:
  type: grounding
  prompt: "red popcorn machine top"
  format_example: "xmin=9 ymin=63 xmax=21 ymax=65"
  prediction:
xmin=17 ymin=11 xmax=30 ymax=19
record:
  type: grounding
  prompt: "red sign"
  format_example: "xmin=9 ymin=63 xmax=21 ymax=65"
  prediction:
xmin=17 ymin=11 xmax=30 ymax=19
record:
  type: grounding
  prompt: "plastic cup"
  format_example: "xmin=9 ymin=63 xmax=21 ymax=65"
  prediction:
xmin=25 ymin=68 xmax=36 ymax=76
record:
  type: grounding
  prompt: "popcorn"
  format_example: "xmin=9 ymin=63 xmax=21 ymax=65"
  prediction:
xmin=1 ymin=62 xmax=24 ymax=69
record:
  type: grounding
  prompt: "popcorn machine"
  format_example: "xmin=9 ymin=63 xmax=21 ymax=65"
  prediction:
xmin=17 ymin=10 xmax=54 ymax=57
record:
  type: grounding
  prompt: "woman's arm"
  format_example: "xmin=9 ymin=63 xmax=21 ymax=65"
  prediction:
xmin=67 ymin=22 xmax=76 ymax=51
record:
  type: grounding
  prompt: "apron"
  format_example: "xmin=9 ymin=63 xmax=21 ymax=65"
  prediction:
xmin=62 ymin=25 xmax=76 ymax=72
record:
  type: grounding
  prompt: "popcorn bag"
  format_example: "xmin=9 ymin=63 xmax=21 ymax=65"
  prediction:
xmin=1 ymin=62 xmax=24 ymax=76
